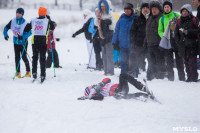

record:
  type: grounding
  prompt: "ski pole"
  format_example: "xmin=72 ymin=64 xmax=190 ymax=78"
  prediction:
xmin=13 ymin=39 xmax=28 ymax=80
xmin=24 ymin=47 xmax=32 ymax=62
xmin=49 ymin=27 xmax=56 ymax=77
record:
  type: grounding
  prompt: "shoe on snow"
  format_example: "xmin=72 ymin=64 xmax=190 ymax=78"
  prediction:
xmin=16 ymin=72 xmax=21 ymax=78
xmin=23 ymin=71 xmax=31 ymax=78
xmin=32 ymin=73 xmax=37 ymax=79
xmin=41 ymin=76 xmax=45 ymax=83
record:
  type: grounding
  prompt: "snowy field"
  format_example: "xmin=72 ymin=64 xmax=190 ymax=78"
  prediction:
xmin=0 ymin=9 xmax=200 ymax=133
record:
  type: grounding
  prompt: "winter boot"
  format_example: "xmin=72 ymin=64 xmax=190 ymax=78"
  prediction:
xmin=41 ymin=76 xmax=45 ymax=83
xmin=16 ymin=72 xmax=21 ymax=78
xmin=23 ymin=71 xmax=31 ymax=78
xmin=32 ymin=73 xmax=37 ymax=79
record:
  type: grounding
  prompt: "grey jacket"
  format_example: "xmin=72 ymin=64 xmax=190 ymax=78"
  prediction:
xmin=146 ymin=12 xmax=163 ymax=47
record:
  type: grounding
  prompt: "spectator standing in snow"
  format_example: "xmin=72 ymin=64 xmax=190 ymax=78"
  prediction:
xmin=94 ymin=0 xmax=116 ymax=76
xmin=145 ymin=1 xmax=165 ymax=81
xmin=88 ymin=8 xmax=103 ymax=71
xmin=112 ymin=3 xmax=135 ymax=74
xmin=46 ymin=21 xmax=62 ymax=68
xmin=24 ymin=7 xmax=55 ymax=82
xmin=158 ymin=1 xmax=185 ymax=81
xmin=175 ymin=4 xmax=199 ymax=82
xmin=192 ymin=0 xmax=200 ymax=59
xmin=130 ymin=2 xmax=150 ymax=76
xmin=3 ymin=8 xmax=32 ymax=78
xmin=72 ymin=9 xmax=96 ymax=69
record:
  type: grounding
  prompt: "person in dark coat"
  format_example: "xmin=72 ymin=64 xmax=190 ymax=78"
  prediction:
xmin=46 ymin=21 xmax=62 ymax=68
xmin=72 ymin=9 xmax=96 ymax=69
xmin=112 ymin=3 xmax=136 ymax=74
xmin=24 ymin=7 xmax=55 ymax=82
xmin=130 ymin=2 xmax=150 ymax=76
xmin=145 ymin=1 xmax=165 ymax=81
xmin=175 ymin=4 xmax=199 ymax=82
xmin=192 ymin=0 xmax=200 ymax=59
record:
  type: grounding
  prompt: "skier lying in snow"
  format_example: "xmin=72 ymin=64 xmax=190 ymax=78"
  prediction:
xmin=78 ymin=73 xmax=154 ymax=100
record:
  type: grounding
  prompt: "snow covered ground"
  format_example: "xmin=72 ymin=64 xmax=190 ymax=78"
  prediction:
xmin=0 ymin=9 xmax=200 ymax=133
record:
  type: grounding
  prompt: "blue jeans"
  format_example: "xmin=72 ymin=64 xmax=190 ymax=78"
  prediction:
xmin=120 ymin=48 xmax=130 ymax=73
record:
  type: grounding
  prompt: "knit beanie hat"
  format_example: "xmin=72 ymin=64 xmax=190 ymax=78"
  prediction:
xmin=124 ymin=3 xmax=134 ymax=11
xmin=38 ymin=7 xmax=47 ymax=16
xmin=141 ymin=3 xmax=149 ymax=9
xmin=163 ymin=1 xmax=173 ymax=10
xmin=16 ymin=8 xmax=24 ymax=15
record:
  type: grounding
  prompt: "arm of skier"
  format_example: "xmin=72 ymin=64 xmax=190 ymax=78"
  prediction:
xmin=3 ymin=20 xmax=11 ymax=40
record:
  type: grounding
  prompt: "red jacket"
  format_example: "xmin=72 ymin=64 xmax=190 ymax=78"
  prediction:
xmin=47 ymin=30 xmax=55 ymax=50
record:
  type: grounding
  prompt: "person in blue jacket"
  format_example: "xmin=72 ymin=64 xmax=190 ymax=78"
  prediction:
xmin=3 ymin=8 xmax=32 ymax=78
xmin=112 ymin=3 xmax=136 ymax=74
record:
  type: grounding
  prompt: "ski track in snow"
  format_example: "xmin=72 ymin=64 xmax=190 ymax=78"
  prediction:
xmin=0 ymin=9 xmax=200 ymax=133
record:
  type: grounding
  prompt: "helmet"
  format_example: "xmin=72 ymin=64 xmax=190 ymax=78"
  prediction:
xmin=109 ymin=84 xmax=119 ymax=96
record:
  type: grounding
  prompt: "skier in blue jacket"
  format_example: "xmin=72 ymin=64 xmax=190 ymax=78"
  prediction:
xmin=3 ymin=8 xmax=32 ymax=78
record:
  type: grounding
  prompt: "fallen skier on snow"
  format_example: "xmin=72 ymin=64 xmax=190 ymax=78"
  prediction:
xmin=78 ymin=73 xmax=161 ymax=103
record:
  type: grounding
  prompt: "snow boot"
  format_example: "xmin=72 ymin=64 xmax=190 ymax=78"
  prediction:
xmin=32 ymin=73 xmax=37 ymax=79
xmin=23 ymin=71 xmax=31 ymax=78
xmin=41 ymin=76 xmax=45 ymax=83
xmin=16 ymin=72 xmax=21 ymax=78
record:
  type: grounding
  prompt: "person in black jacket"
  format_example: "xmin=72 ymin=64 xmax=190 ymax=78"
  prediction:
xmin=175 ymin=4 xmax=199 ymax=82
xmin=145 ymin=1 xmax=165 ymax=81
xmin=192 ymin=0 xmax=200 ymax=58
xmin=130 ymin=2 xmax=150 ymax=75
xmin=24 ymin=7 xmax=55 ymax=82
xmin=72 ymin=9 xmax=96 ymax=69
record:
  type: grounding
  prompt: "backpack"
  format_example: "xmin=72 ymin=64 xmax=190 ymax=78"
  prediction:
xmin=177 ymin=16 xmax=197 ymax=27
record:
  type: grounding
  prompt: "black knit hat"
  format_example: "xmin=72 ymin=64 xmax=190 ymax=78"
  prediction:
xmin=163 ymin=1 xmax=173 ymax=10
xmin=16 ymin=8 xmax=24 ymax=15
xmin=141 ymin=2 xmax=149 ymax=9
xmin=124 ymin=3 xmax=134 ymax=10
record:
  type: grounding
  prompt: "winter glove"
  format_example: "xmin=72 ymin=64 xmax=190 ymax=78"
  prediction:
xmin=56 ymin=38 xmax=60 ymax=41
xmin=72 ymin=34 xmax=76 ymax=38
xmin=17 ymin=35 xmax=23 ymax=40
xmin=4 ymin=36 xmax=9 ymax=41
xmin=113 ymin=43 xmax=120 ymax=51
xmin=90 ymin=39 xmax=93 ymax=43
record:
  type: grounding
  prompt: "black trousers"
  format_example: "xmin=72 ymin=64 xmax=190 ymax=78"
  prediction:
xmin=147 ymin=46 xmax=165 ymax=80
xmin=93 ymin=37 xmax=103 ymax=69
xmin=14 ymin=43 xmax=30 ymax=72
xmin=46 ymin=49 xmax=60 ymax=68
xmin=32 ymin=43 xmax=47 ymax=77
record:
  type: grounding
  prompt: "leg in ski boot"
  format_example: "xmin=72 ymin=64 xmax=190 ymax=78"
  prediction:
xmin=23 ymin=71 xmax=31 ymax=78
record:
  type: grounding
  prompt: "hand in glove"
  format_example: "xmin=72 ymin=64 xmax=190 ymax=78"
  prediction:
xmin=18 ymin=35 xmax=23 ymax=40
xmin=56 ymin=38 xmax=60 ymax=41
xmin=4 ymin=36 xmax=9 ymax=41
xmin=72 ymin=34 xmax=76 ymax=38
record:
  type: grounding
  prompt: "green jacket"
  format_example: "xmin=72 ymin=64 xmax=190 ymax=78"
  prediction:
xmin=158 ymin=11 xmax=180 ymax=38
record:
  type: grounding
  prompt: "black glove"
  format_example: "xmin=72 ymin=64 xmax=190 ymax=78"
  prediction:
xmin=5 ymin=36 xmax=9 ymax=41
xmin=90 ymin=39 xmax=93 ymax=43
xmin=72 ymin=34 xmax=76 ymax=38
xmin=18 ymin=35 xmax=23 ymax=40
xmin=113 ymin=43 xmax=120 ymax=51
xmin=56 ymin=38 xmax=60 ymax=41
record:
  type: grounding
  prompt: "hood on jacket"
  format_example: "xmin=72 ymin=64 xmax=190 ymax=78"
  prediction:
xmin=180 ymin=4 xmax=192 ymax=15
xmin=98 ymin=0 xmax=111 ymax=14
xmin=83 ymin=9 xmax=93 ymax=23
